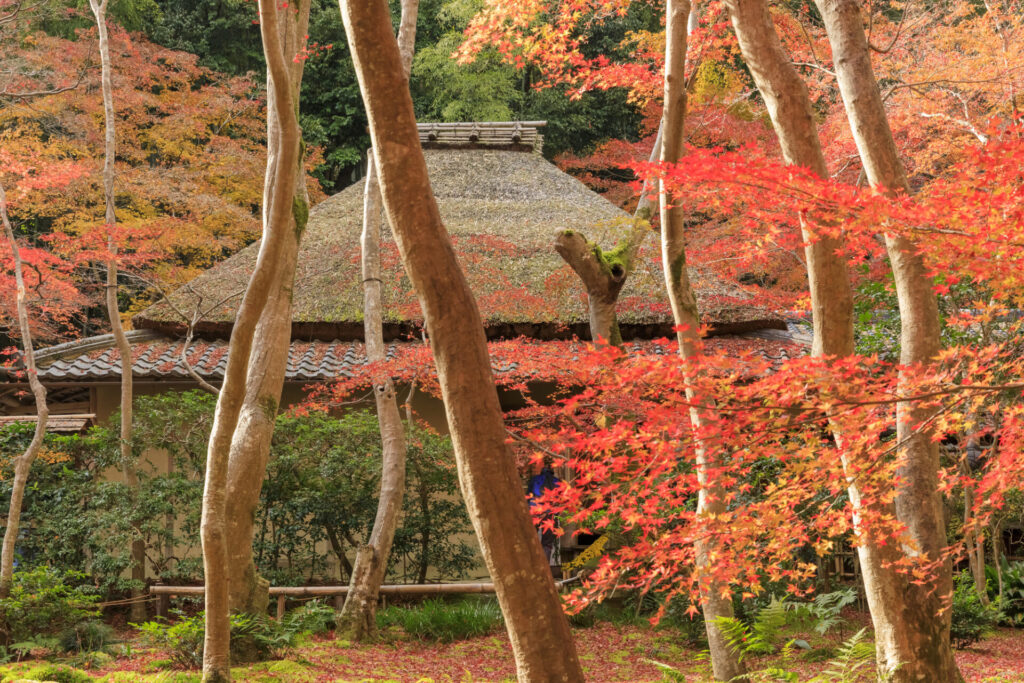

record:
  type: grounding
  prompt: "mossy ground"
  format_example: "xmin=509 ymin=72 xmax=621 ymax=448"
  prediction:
xmin=2 ymin=621 xmax=1022 ymax=682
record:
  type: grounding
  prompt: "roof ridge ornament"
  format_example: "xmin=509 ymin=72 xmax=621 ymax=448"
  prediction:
xmin=417 ymin=121 xmax=546 ymax=152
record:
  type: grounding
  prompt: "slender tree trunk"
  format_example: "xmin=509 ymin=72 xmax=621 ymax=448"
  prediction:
xmin=992 ymin=520 xmax=1004 ymax=602
xmin=723 ymin=0 xmax=853 ymax=358
xmin=718 ymin=2 xmax=923 ymax=675
xmin=416 ymin=465 xmax=431 ymax=585
xmin=962 ymin=454 xmax=988 ymax=603
xmin=340 ymin=2 xmax=584 ymax=679
xmin=334 ymin=161 xmax=406 ymax=637
xmin=814 ymin=0 xmax=963 ymax=679
xmin=336 ymin=0 xmax=418 ymax=640
xmin=659 ymin=1 xmax=743 ymax=679
xmin=221 ymin=0 xmax=310 ymax=618
xmin=0 ymin=183 xmax=49 ymax=599
xmin=200 ymin=0 xmax=307 ymax=678
xmin=87 ymin=0 xmax=147 ymax=621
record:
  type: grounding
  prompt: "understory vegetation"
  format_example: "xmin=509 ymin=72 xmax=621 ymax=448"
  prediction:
xmin=0 ymin=395 xmax=476 ymax=597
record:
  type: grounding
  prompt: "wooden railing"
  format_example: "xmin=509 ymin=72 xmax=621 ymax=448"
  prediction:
xmin=150 ymin=577 xmax=577 ymax=619
xmin=150 ymin=582 xmax=497 ymax=619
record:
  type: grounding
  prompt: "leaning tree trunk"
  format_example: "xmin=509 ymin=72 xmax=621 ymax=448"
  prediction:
xmin=221 ymin=0 xmax=310 ymax=618
xmin=723 ymin=0 xmax=854 ymax=359
xmin=200 ymin=0 xmax=307 ymax=678
xmin=340 ymin=1 xmax=584 ymax=680
xmin=814 ymin=0 xmax=963 ymax=679
xmin=87 ymin=0 xmax=147 ymax=621
xmin=658 ymin=1 xmax=744 ymax=679
xmin=336 ymin=0 xmax=419 ymax=641
xmin=0 ymin=182 xmax=49 ymax=599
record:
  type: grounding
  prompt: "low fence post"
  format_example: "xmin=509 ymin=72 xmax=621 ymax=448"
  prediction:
xmin=276 ymin=595 xmax=287 ymax=620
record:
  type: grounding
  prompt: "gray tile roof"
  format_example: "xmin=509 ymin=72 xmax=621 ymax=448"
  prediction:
xmin=29 ymin=330 xmax=807 ymax=384
xmin=34 ymin=330 xmax=394 ymax=382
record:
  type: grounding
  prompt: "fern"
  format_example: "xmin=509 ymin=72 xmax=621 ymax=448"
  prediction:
xmin=716 ymin=617 xmax=763 ymax=661
xmin=752 ymin=596 xmax=790 ymax=645
xmin=811 ymin=628 xmax=875 ymax=683
xmin=810 ymin=589 xmax=857 ymax=637
xmin=643 ymin=658 xmax=688 ymax=682
xmin=716 ymin=595 xmax=792 ymax=661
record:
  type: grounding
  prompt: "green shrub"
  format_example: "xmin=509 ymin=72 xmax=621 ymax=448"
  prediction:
xmin=376 ymin=598 xmax=502 ymax=642
xmin=988 ymin=559 xmax=1024 ymax=626
xmin=282 ymin=599 xmax=335 ymax=636
xmin=136 ymin=612 xmax=204 ymax=669
xmin=58 ymin=619 xmax=117 ymax=653
xmin=951 ymin=571 xmax=999 ymax=649
xmin=136 ymin=610 xmax=306 ymax=669
xmin=0 ymin=568 xmax=100 ymax=647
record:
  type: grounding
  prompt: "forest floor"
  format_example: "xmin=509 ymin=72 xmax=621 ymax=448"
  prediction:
xmin=2 ymin=622 xmax=1022 ymax=682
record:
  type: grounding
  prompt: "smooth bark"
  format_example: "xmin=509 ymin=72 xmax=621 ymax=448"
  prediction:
xmin=336 ymin=0 xmax=418 ymax=640
xmin=962 ymin=452 xmax=988 ymax=602
xmin=721 ymin=3 xmax=938 ymax=680
xmin=86 ymin=0 xmax=147 ymax=621
xmin=0 ymin=182 xmax=49 ymax=599
xmin=723 ymin=0 xmax=854 ymax=358
xmin=340 ymin=1 xmax=584 ymax=679
xmin=200 ymin=0 xmax=306 ymax=678
xmin=659 ymin=1 xmax=743 ymax=679
xmin=814 ymin=0 xmax=963 ymax=679
xmin=221 ymin=0 xmax=310 ymax=618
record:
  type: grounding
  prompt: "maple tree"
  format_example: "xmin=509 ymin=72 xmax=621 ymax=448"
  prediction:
xmin=453 ymin=1 xmax=1024 ymax=680
xmin=0 ymin=18 xmax=314 ymax=333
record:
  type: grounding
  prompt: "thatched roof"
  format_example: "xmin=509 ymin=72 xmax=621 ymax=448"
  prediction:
xmin=135 ymin=129 xmax=781 ymax=341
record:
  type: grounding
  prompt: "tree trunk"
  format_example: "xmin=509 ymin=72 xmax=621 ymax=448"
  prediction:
xmin=659 ymin=1 xmax=743 ymax=679
xmin=962 ymin=454 xmax=988 ymax=603
xmin=723 ymin=0 xmax=853 ymax=358
xmin=335 ymin=157 xmax=407 ymax=639
xmin=416 ymin=463 xmax=431 ymax=585
xmin=221 ymin=0 xmax=310 ymax=618
xmin=553 ymin=5 xmax=698 ymax=346
xmin=722 ymin=2 xmax=919 ymax=678
xmin=200 ymin=0 xmax=307 ymax=678
xmin=553 ymin=69 xmax=661 ymax=344
xmin=814 ymin=0 xmax=963 ymax=679
xmin=0 ymin=182 xmax=49 ymax=599
xmin=337 ymin=0 xmax=418 ymax=640
xmin=86 ymin=0 xmax=147 ymax=621
xmin=340 ymin=2 xmax=584 ymax=679
xmin=991 ymin=520 xmax=1004 ymax=602
xmin=553 ymin=231 xmax=627 ymax=344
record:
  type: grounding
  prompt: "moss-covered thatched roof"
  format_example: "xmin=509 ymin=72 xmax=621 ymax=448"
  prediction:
xmin=135 ymin=146 xmax=781 ymax=341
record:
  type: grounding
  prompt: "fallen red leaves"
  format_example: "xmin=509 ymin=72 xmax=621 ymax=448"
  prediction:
xmin=80 ymin=622 xmax=1024 ymax=681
